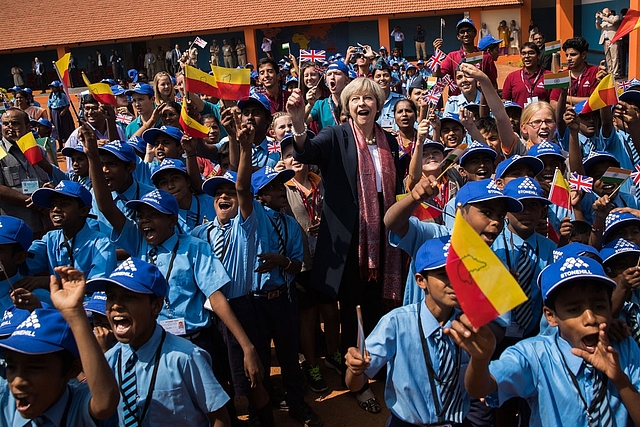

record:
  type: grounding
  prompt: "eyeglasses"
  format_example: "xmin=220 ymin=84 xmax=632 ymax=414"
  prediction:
xmin=458 ymin=28 xmax=475 ymax=35
xmin=521 ymin=51 xmax=537 ymax=56
xmin=526 ymin=119 xmax=555 ymax=128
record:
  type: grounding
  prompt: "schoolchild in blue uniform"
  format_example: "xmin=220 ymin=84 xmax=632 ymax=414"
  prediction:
xmin=385 ymin=178 xmax=522 ymax=306
xmin=125 ymin=136 xmax=154 ymax=187
xmin=493 ymin=154 xmax=544 ymax=190
xmin=235 ymin=94 xmax=280 ymax=169
xmin=0 ymin=216 xmax=52 ymax=313
xmin=141 ymin=125 xmax=184 ymax=168
xmin=81 ymin=123 xmax=263 ymax=384
xmin=602 ymin=210 xmax=640 ymax=247
xmin=251 ymin=166 xmax=322 ymax=426
xmin=86 ymin=139 xmax=154 ymax=237
xmin=346 ymin=236 xmax=471 ymax=426
xmin=150 ymin=159 xmax=215 ymax=234
xmin=192 ymin=123 xmax=275 ymax=426
xmin=86 ymin=258 xmax=231 ymax=426
xmin=27 ymin=180 xmax=116 ymax=279
xmin=0 ymin=267 xmax=120 ymax=426
xmin=44 ymin=142 xmax=93 ymax=190
xmin=449 ymin=255 xmax=640 ymax=426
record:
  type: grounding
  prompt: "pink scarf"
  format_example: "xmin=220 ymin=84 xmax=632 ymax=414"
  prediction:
xmin=350 ymin=119 xmax=403 ymax=301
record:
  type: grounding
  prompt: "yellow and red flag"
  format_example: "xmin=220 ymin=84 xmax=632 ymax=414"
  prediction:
xmin=548 ymin=168 xmax=571 ymax=211
xmin=179 ymin=102 xmax=209 ymax=139
xmin=82 ymin=73 xmax=116 ymax=106
xmin=184 ymin=64 xmax=220 ymax=98
xmin=55 ymin=53 xmax=71 ymax=91
xmin=395 ymin=193 xmax=442 ymax=220
xmin=446 ymin=210 xmax=527 ymax=328
xmin=610 ymin=9 xmax=640 ymax=44
xmin=211 ymin=65 xmax=251 ymax=100
xmin=16 ymin=132 xmax=43 ymax=165
xmin=575 ymin=74 xmax=618 ymax=115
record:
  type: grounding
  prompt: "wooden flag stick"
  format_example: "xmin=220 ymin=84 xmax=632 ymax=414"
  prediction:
xmin=52 ymin=61 xmax=80 ymax=122
xmin=435 ymin=160 xmax=457 ymax=181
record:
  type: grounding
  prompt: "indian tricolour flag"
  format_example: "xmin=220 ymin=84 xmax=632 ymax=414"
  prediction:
xmin=600 ymin=167 xmax=632 ymax=185
xmin=545 ymin=40 xmax=562 ymax=53
xmin=544 ymin=71 xmax=570 ymax=89
xmin=426 ymin=76 xmax=438 ymax=89
xmin=466 ymin=52 xmax=483 ymax=65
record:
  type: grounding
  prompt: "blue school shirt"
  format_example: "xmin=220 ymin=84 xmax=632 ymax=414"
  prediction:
xmin=365 ymin=303 xmax=470 ymax=424
xmin=253 ymin=205 xmax=304 ymax=292
xmin=485 ymin=328 xmax=640 ymax=426
xmin=559 ymin=128 xmax=609 ymax=158
xmin=26 ymin=223 xmax=116 ymax=279
xmin=444 ymin=91 xmax=482 ymax=115
xmin=113 ymin=221 xmax=229 ymax=332
xmin=377 ymin=91 xmax=404 ymax=130
xmin=47 ymin=92 xmax=70 ymax=109
xmin=90 ymin=180 xmax=155 ymax=236
xmin=252 ymin=138 xmax=279 ymax=169
xmin=105 ymin=324 xmax=229 ymax=426
xmin=0 ymin=380 xmax=94 ymax=427
xmin=49 ymin=166 xmax=92 ymax=190
xmin=178 ymin=194 xmax=216 ymax=234
xmin=602 ymin=130 xmax=636 ymax=171
xmin=133 ymin=157 xmax=154 ymax=187
xmin=190 ymin=201 xmax=259 ymax=299
xmin=388 ymin=216 xmax=448 ymax=305
xmin=579 ymin=191 xmax=638 ymax=224
xmin=0 ymin=272 xmax=52 ymax=314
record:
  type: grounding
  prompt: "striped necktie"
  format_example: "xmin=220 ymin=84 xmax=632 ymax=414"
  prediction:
xmin=433 ymin=328 xmax=463 ymax=423
xmin=121 ymin=353 xmax=139 ymax=427
xmin=513 ymin=241 xmax=534 ymax=332
xmin=586 ymin=363 xmax=613 ymax=426
xmin=273 ymin=213 xmax=286 ymax=255
xmin=214 ymin=223 xmax=231 ymax=259
xmin=624 ymin=302 xmax=640 ymax=345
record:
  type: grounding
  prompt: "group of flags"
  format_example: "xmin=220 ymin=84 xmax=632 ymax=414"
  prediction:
xmin=421 ymin=75 xmax=457 ymax=106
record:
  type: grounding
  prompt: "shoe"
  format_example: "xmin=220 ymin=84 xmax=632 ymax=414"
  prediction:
xmin=324 ymin=350 xmax=344 ymax=376
xmin=289 ymin=402 xmax=323 ymax=427
xmin=270 ymin=389 xmax=288 ymax=411
xmin=355 ymin=389 xmax=382 ymax=414
xmin=304 ymin=364 xmax=328 ymax=393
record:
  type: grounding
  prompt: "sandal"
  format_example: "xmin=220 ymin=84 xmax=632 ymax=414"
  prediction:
xmin=356 ymin=389 xmax=382 ymax=414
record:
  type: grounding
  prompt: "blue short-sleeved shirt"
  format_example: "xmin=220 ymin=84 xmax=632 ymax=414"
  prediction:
xmin=105 ymin=324 xmax=229 ymax=426
xmin=178 ymin=194 xmax=216 ymax=234
xmin=0 ymin=273 xmax=52 ymax=314
xmin=27 ymin=223 xmax=116 ymax=279
xmin=191 ymin=201 xmax=259 ymax=299
xmin=365 ymin=303 xmax=470 ymax=424
xmin=47 ymin=92 xmax=70 ymax=109
xmin=579 ymin=191 xmax=638 ymax=225
xmin=377 ymin=92 xmax=405 ymax=130
xmin=133 ymin=157 xmax=154 ymax=187
xmin=310 ymin=98 xmax=339 ymax=130
xmin=388 ymin=217 xmax=448 ymax=305
xmin=253 ymin=205 xmax=304 ymax=291
xmin=252 ymin=138 xmax=279 ymax=169
xmin=49 ymin=166 xmax=92 ymax=190
xmin=559 ymin=128 xmax=606 ymax=158
xmin=486 ymin=329 xmax=640 ymax=426
xmin=444 ymin=91 xmax=482 ymax=115
xmin=90 ymin=180 xmax=155 ymax=237
xmin=113 ymin=222 xmax=230 ymax=332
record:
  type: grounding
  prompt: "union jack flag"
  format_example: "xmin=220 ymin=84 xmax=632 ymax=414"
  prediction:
xmin=300 ymin=50 xmax=326 ymax=63
xmin=423 ymin=88 xmax=442 ymax=106
xmin=631 ymin=164 xmax=640 ymax=185
xmin=617 ymin=80 xmax=632 ymax=92
xmin=569 ymin=172 xmax=593 ymax=193
xmin=116 ymin=113 xmax=132 ymax=124
xmin=267 ymin=140 xmax=281 ymax=154
xmin=441 ymin=74 xmax=458 ymax=92
xmin=426 ymin=49 xmax=446 ymax=71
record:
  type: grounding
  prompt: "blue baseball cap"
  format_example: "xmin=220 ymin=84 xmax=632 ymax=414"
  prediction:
xmin=142 ymin=125 xmax=184 ymax=146
xmin=61 ymin=142 xmax=86 ymax=157
xmin=22 ymin=87 xmax=33 ymax=95
xmin=151 ymin=158 xmax=188 ymax=183
xmin=417 ymin=60 xmax=424 ymax=65
xmin=0 ymin=308 xmax=79 ymax=358
xmin=326 ymin=61 xmax=350 ymax=76
xmin=202 ymin=170 xmax=239 ymax=196
xmin=456 ymin=18 xmax=476 ymax=30
xmin=502 ymin=177 xmax=551 ymax=205
xmin=503 ymin=100 xmax=523 ymax=110
xmin=527 ymin=141 xmax=565 ymax=163
xmin=454 ymin=179 xmax=523 ymax=212
xmin=110 ymin=85 xmax=126 ymax=96
xmin=8 ymin=85 xmax=21 ymax=93
xmin=128 ymin=69 xmax=139 ymax=83
xmin=600 ymin=238 xmax=640 ymax=265
xmin=604 ymin=211 xmax=640 ymax=242
xmin=478 ymin=35 xmax=503 ymax=51
xmin=98 ymin=141 xmax=137 ymax=163
xmin=0 ymin=216 xmax=33 ymax=251
xmin=538 ymin=256 xmax=616 ymax=301
xmin=101 ymin=78 xmax=116 ymax=85
xmin=125 ymin=83 xmax=154 ymax=97
xmin=422 ymin=139 xmax=445 ymax=152
xmin=237 ymin=93 xmax=271 ymax=116
xmin=619 ymin=90 xmax=640 ymax=106
xmin=126 ymin=189 xmax=179 ymax=216
xmin=251 ymin=166 xmax=295 ymax=193
xmin=582 ymin=151 xmax=619 ymax=175
xmin=416 ymin=236 xmax=451 ymax=272
xmin=552 ymin=242 xmax=602 ymax=263
xmin=31 ymin=180 xmax=92 ymax=208
xmin=440 ymin=112 xmax=463 ymax=127
xmin=0 ymin=306 xmax=31 ymax=338
xmin=84 ymin=291 xmax=107 ymax=316
xmin=495 ymin=155 xmax=544 ymax=179
xmin=86 ymin=257 xmax=168 ymax=298
xmin=48 ymin=80 xmax=62 ymax=88
xmin=458 ymin=141 xmax=497 ymax=165
xmin=127 ymin=136 xmax=147 ymax=155
xmin=30 ymin=117 xmax=53 ymax=129
xmin=285 ymin=75 xmax=298 ymax=85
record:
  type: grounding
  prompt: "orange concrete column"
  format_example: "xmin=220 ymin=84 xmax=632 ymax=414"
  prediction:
xmin=378 ymin=17 xmax=390 ymax=51
xmin=629 ymin=0 xmax=640 ymax=78
xmin=520 ymin=0 xmax=532 ymax=46
xmin=556 ymin=0 xmax=574 ymax=60
xmin=469 ymin=10 xmax=482 ymax=45
xmin=244 ymin=28 xmax=258 ymax=66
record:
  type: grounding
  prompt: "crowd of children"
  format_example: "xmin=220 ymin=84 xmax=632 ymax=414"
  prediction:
xmin=2 ymin=15 xmax=640 ymax=427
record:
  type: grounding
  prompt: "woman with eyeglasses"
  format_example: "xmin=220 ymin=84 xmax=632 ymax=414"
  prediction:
xmin=502 ymin=42 xmax=552 ymax=109
xmin=519 ymin=102 xmax=558 ymax=149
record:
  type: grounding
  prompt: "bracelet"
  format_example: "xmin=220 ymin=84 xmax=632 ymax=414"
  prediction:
xmin=284 ymin=257 xmax=292 ymax=270
xmin=292 ymin=124 xmax=308 ymax=138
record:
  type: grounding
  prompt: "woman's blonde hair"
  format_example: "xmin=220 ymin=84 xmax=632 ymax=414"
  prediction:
xmin=340 ymin=77 xmax=386 ymax=118
xmin=520 ymin=101 xmax=555 ymax=129
xmin=153 ymin=71 xmax=175 ymax=103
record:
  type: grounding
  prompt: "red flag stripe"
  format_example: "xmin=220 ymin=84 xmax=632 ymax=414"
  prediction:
xmin=184 ymin=76 xmax=220 ymax=98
